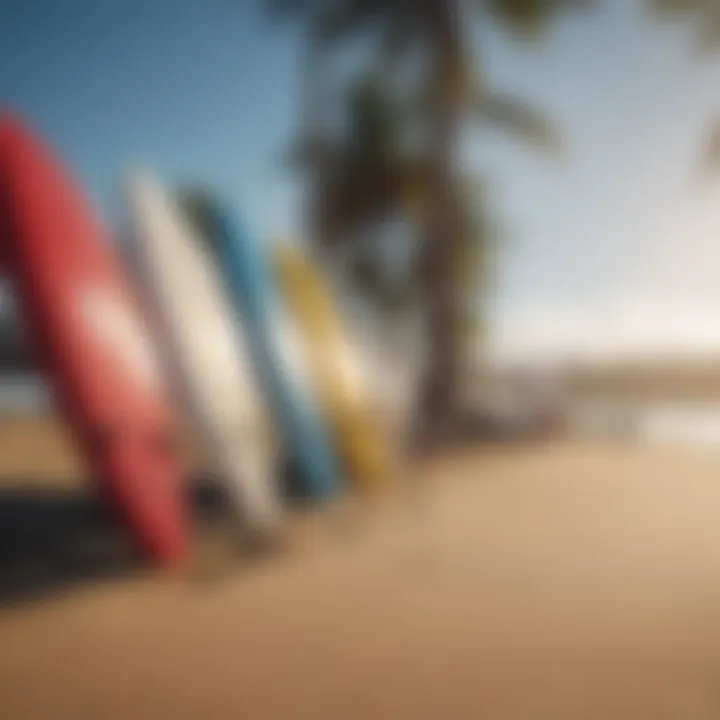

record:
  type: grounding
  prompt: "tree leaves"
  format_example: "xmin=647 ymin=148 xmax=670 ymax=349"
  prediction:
xmin=263 ymin=0 xmax=584 ymax=330
xmin=481 ymin=0 xmax=597 ymax=40
xmin=311 ymin=0 xmax=389 ymax=47
xmin=475 ymin=92 xmax=560 ymax=153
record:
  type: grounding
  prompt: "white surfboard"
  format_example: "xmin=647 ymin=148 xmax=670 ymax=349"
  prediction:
xmin=123 ymin=170 xmax=282 ymax=538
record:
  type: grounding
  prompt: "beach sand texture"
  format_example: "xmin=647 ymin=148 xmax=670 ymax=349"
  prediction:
xmin=2 ymin=419 xmax=720 ymax=718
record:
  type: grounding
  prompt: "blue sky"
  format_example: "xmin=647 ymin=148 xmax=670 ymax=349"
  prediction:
xmin=0 ymin=0 xmax=303 ymax=232
xmin=3 ymin=0 xmax=720 ymax=358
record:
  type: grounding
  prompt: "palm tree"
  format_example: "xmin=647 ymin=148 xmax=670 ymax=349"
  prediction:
xmin=267 ymin=0 xmax=588 ymax=440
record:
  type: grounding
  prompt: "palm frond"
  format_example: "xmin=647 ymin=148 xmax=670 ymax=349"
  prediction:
xmin=475 ymin=92 xmax=560 ymax=152
xmin=284 ymin=132 xmax=338 ymax=171
xmin=313 ymin=0 xmax=386 ymax=45
xmin=377 ymin=10 xmax=422 ymax=63
xmin=481 ymin=0 xmax=596 ymax=39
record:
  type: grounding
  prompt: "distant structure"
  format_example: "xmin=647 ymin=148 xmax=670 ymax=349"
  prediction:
xmin=461 ymin=365 xmax=568 ymax=442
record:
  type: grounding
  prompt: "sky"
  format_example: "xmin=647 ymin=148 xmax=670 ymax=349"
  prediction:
xmin=2 ymin=0 xmax=720 ymax=362
xmin=0 ymin=0 xmax=303 ymax=232
xmin=476 ymin=2 xmax=720 ymax=361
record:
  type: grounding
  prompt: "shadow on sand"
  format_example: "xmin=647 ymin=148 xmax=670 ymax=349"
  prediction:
xmin=0 ymin=477 xmax=229 ymax=608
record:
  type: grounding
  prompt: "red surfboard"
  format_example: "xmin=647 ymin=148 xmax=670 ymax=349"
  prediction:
xmin=0 ymin=115 xmax=188 ymax=566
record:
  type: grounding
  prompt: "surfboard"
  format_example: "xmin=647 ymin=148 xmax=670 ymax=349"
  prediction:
xmin=0 ymin=116 xmax=188 ymax=565
xmin=179 ymin=192 xmax=339 ymax=499
xmin=123 ymin=171 xmax=282 ymax=540
xmin=273 ymin=244 xmax=389 ymax=492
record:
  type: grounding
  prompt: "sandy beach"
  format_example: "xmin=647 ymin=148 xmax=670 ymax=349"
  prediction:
xmin=3 ymin=422 xmax=720 ymax=718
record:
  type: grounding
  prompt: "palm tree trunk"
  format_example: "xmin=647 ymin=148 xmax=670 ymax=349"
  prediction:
xmin=417 ymin=2 xmax=465 ymax=443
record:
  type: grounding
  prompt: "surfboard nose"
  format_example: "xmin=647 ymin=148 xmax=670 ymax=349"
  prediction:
xmin=0 ymin=114 xmax=46 ymax=168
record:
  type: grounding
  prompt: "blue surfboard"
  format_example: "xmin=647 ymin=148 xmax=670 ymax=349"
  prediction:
xmin=179 ymin=190 xmax=339 ymax=499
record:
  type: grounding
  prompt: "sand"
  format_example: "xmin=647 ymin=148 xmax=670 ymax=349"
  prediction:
xmin=3 ymin=426 xmax=720 ymax=718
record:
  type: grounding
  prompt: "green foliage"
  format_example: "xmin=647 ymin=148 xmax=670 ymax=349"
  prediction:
xmin=484 ymin=0 xmax=597 ymax=38
xmin=476 ymin=92 xmax=561 ymax=152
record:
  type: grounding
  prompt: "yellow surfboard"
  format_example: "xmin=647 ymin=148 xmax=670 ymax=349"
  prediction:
xmin=273 ymin=243 xmax=389 ymax=492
